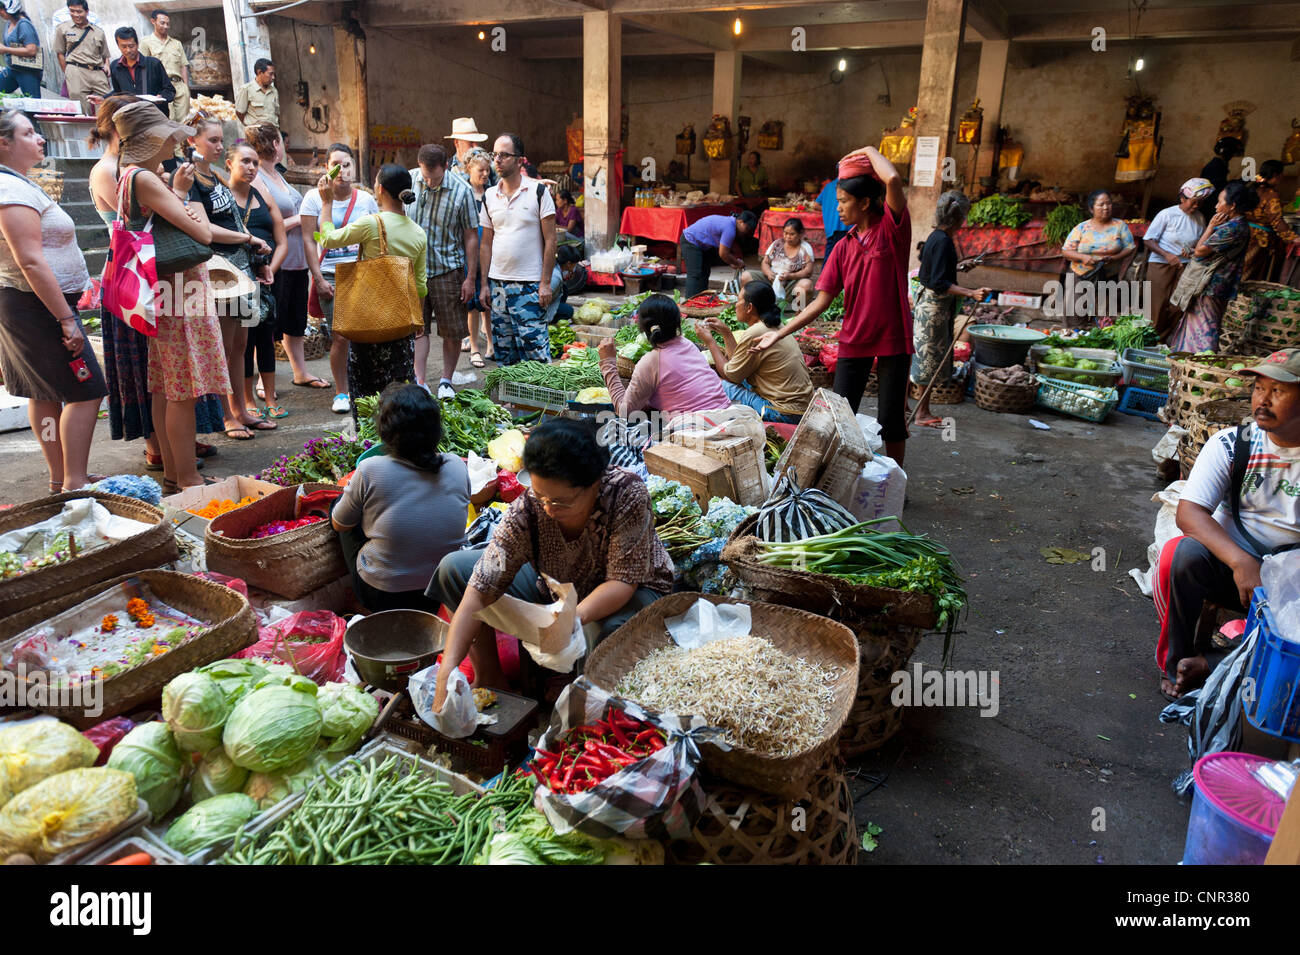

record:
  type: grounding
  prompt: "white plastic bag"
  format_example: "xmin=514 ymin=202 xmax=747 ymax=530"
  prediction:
xmin=409 ymin=663 xmax=478 ymax=739
xmin=466 ymin=452 xmax=497 ymax=497
xmin=847 ymin=455 xmax=907 ymax=528
xmin=856 ymin=414 xmax=885 ymax=454
xmin=1152 ymin=425 xmax=1187 ymax=465
xmin=1262 ymin=552 xmax=1300 ymax=643
xmin=664 ymin=599 xmax=751 ymax=648
xmin=522 ymin=616 xmax=589 ymax=673
xmin=1129 ymin=481 xmax=1186 ymax=597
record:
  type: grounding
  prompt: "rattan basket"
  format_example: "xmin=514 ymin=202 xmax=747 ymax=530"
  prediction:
xmin=808 ymin=365 xmax=832 ymax=390
xmin=616 ymin=354 xmax=638 ymax=379
xmin=273 ymin=318 xmax=329 ymax=363
xmin=584 ymin=592 xmax=859 ymax=800
xmin=0 ymin=570 xmax=256 ymax=726
xmin=863 ymin=373 xmax=878 ymax=397
xmin=1164 ymin=352 xmax=1258 ymax=425
xmin=680 ymin=303 xmax=728 ymax=319
xmin=1179 ymin=398 xmax=1252 ymax=474
xmin=721 ymin=514 xmax=940 ymax=630
xmin=28 ymin=167 xmax=64 ymax=202
xmin=910 ymin=377 xmax=965 ymax=405
xmin=205 ymin=483 xmax=346 ymax=599
xmin=0 ymin=491 xmax=179 ymax=620
xmin=973 ymin=368 xmax=1037 ymax=414
xmin=666 ymin=765 xmax=858 ymax=865
xmin=838 ymin=618 xmax=923 ymax=757
xmin=1220 ymin=281 xmax=1300 ymax=354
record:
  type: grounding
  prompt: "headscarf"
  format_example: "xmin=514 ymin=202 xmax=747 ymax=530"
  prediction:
xmin=1 ymin=1 xmax=24 ymax=17
xmin=1179 ymin=178 xmax=1214 ymax=201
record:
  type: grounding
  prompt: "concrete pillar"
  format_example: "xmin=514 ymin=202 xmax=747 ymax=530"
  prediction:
xmin=582 ymin=11 xmax=622 ymax=251
xmin=221 ymin=0 xmax=271 ymax=94
xmin=973 ymin=40 xmax=1008 ymax=183
xmin=710 ymin=50 xmax=740 ymax=196
xmin=905 ymin=0 xmax=968 ymax=270
xmin=332 ymin=26 xmax=368 ymax=183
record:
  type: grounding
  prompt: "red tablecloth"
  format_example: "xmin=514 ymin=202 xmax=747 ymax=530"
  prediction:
xmin=953 ymin=219 xmax=1149 ymax=273
xmin=618 ymin=204 xmax=737 ymax=244
xmin=758 ymin=209 xmax=826 ymax=258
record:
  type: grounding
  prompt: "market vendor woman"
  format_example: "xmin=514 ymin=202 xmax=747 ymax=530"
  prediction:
xmin=428 ymin=418 xmax=673 ymax=704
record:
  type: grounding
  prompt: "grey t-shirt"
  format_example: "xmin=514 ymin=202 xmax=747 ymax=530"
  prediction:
xmin=333 ymin=452 xmax=471 ymax=592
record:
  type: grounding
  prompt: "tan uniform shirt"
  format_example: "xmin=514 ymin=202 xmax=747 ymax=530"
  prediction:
xmin=235 ymin=81 xmax=279 ymax=127
xmin=139 ymin=34 xmax=188 ymax=83
xmin=53 ymin=21 xmax=108 ymax=68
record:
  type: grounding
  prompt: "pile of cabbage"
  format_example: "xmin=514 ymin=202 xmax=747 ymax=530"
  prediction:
xmin=99 ymin=659 xmax=377 ymax=855
xmin=574 ymin=297 xmax=616 ymax=326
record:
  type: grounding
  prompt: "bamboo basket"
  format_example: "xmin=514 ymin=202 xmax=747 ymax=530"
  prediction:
xmin=570 ymin=324 xmax=617 ymax=348
xmin=910 ymin=378 xmax=965 ymax=405
xmin=1220 ymin=281 xmax=1300 ymax=354
xmin=274 ymin=317 xmax=329 ymax=362
xmin=721 ymin=515 xmax=940 ymax=630
xmin=584 ymin=593 xmax=859 ymax=800
xmin=838 ymin=619 xmax=924 ymax=757
xmin=974 ymin=368 xmax=1037 ymax=414
xmin=28 ymin=167 xmax=64 ymax=202
xmin=666 ymin=765 xmax=858 ymax=865
xmin=0 ymin=492 xmax=179 ymax=620
xmin=1179 ymin=398 xmax=1252 ymax=475
xmin=809 ymin=365 xmax=832 ymax=390
xmin=617 ymin=354 xmax=638 ymax=379
xmin=1163 ymin=352 xmax=1258 ymax=426
xmin=204 ymin=483 xmax=346 ymax=599
xmin=680 ymin=303 xmax=728 ymax=319
xmin=863 ymin=373 xmax=878 ymax=397
xmin=0 ymin=570 xmax=256 ymax=726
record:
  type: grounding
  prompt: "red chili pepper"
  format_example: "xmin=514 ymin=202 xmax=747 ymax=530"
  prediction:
xmin=645 ymin=735 xmax=666 ymax=752
xmin=535 ymin=747 xmax=560 ymax=761
xmin=633 ymin=728 xmax=661 ymax=744
xmin=562 ymin=758 xmax=578 ymax=789
xmin=609 ymin=721 xmax=630 ymax=747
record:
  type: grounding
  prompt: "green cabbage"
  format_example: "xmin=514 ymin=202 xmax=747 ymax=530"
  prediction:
xmin=252 ymin=664 xmax=319 ymax=696
xmin=0 ymin=720 xmax=99 ymax=796
xmin=195 ymin=659 xmax=269 ymax=706
xmin=243 ymin=757 xmax=319 ymax=810
xmin=317 ymin=683 xmax=379 ymax=753
xmin=162 ymin=672 xmax=230 ymax=755
xmin=0 ymin=767 xmax=138 ymax=863
xmin=105 ymin=722 xmax=187 ymax=821
xmin=223 ymin=685 xmax=322 ymax=773
xmin=190 ymin=748 xmax=249 ymax=803
xmin=164 ymin=792 xmax=259 ymax=857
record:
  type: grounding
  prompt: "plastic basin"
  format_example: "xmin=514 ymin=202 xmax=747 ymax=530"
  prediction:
xmin=1182 ymin=752 xmax=1284 ymax=865
xmin=966 ymin=324 xmax=1047 ymax=368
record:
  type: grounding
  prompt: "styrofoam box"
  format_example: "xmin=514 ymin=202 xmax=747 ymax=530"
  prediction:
xmin=998 ymin=292 xmax=1043 ymax=308
xmin=0 ymin=388 xmax=29 ymax=433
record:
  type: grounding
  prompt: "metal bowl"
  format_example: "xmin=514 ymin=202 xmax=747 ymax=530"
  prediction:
xmin=344 ymin=610 xmax=447 ymax=692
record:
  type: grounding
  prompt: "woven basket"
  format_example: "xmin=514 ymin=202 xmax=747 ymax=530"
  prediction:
xmin=0 ymin=570 xmax=256 ymax=726
xmin=1164 ymin=352 xmax=1258 ymax=426
xmin=798 ymin=338 xmax=826 ymax=357
xmin=28 ymin=167 xmax=64 ymax=202
xmin=973 ymin=368 xmax=1037 ymax=414
xmin=863 ymin=373 xmax=878 ymax=397
xmin=616 ymin=354 xmax=638 ymax=379
xmin=680 ymin=303 xmax=727 ymax=319
xmin=721 ymin=515 xmax=940 ymax=630
xmin=809 ymin=365 xmax=832 ymax=390
xmin=666 ymin=765 xmax=858 ymax=865
xmin=204 ymin=483 xmax=346 ymax=599
xmin=1179 ymin=398 xmax=1252 ymax=474
xmin=273 ymin=318 xmax=329 ymax=362
xmin=1227 ymin=282 xmax=1300 ymax=353
xmin=0 ymin=492 xmax=179 ymax=621
xmin=910 ymin=377 xmax=965 ymax=405
xmin=838 ymin=619 xmax=923 ymax=757
xmin=584 ymin=592 xmax=859 ymax=800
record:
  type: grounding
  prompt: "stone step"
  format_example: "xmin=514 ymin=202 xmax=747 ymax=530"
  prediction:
xmin=76 ymin=221 xmax=108 ymax=249
xmin=62 ymin=198 xmax=105 ymax=227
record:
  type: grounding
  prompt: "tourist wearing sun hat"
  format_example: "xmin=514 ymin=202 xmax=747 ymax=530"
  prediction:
xmin=114 ymin=99 xmax=229 ymax=493
xmin=446 ymin=117 xmax=496 ymax=187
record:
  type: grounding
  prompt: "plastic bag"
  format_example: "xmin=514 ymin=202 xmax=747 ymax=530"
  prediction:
xmin=1262 ymin=551 xmax=1300 ymax=643
xmin=0 ymin=767 xmax=138 ymax=863
xmin=464 ymin=506 xmax=505 ymax=548
xmin=466 ymin=452 xmax=498 ymax=498
xmin=522 ymin=616 xmax=588 ymax=673
xmin=847 ymin=455 xmax=907 ymax=529
xmin=534 ymin=677 xmax=712 ymax=840
xmin=194 ymin=570 xmax=250 ymax=598
xmin=234 ymin=610 xmax=347 ymax=684
xmin=856 ymin=413 xmax=885 ymax=454
xmin=81 ymin=716 xmax=135 ymax=766
xmin=408 ymin=663 xmax=478 ymax=739
xmin=1129 ymin=481 xmax=1186 ymax=597
xmin=0 ymin=719 xmax=100 ymax=795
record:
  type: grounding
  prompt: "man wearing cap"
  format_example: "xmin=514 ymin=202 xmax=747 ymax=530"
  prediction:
xmin=446 ymin=117 xmax=496 ymax=187
xmin=1155 ymin=349 xmax=1300 ymax=699
xmin=108 ymin=26 xmax=173 ymax=115
xmin=139 ymin=10 xmax=189 ymax=125
xmin=54 ymin=1 xmax=110 ymax=116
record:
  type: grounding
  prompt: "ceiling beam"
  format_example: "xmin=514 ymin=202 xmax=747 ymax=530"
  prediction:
xmin=521 ymin=33 xmax=712 ymax=58
xmin=359 ymin=0 xmax=595 ymax=28
xmin=1011 ymin=4 xmax=1300 ymax=43
xmin=738 ymin=20 xmax=923 ymax=52
xmin=964 ymin=0 xmax=1009 ymax=42
xmin=247 ymin=0 xmax=351 ymax=25
xmin=624 ymin=12 xmax=735 ymax=50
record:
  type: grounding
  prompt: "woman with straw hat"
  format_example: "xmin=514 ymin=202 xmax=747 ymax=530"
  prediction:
xmin=113 ymin=99 xmax=227 ymax=492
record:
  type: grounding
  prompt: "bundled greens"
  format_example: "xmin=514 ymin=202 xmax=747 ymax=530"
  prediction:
xmin=484 ymin=359 xmax=604 ymax=393
xmin=549 ymin=320 xmax=576 ymax=358
xmin=355 ymin=388 xmax=512 ymax=457
xmin=1042 ymin=203 xmax=1087 ymax=246
xmin=1041 ymin=314 xmax=1157 ymax=352
xmin=967 ymin=194 xmax=1031 ymax=229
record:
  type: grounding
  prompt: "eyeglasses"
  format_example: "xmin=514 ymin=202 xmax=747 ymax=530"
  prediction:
xmin=492 ymin=152 xmax=519 ymax=161
xmin=527 ymin=487 xmax=584 ymax=512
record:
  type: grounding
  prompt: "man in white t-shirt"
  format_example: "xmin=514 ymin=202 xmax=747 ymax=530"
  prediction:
xmin=1155 ymin=348 xmax=1300 ymax=699
xmin=478 ymin=133 xmax=556 ymax=366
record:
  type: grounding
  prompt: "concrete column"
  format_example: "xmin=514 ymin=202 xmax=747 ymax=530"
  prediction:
xmin=710 ymin=50 xmax=740 ymax=195
xmin=905 ymin=0 xmax=968 ymax=270
xmin=582 ymin=11 xmax=622 ymax=251
xmin=973 ymin=40 xmax=1008 ymax=182
xmin=332 ymin=26 xmax=368 ymax=183
xmin=221 ymin=0 xmax=271 ymax=94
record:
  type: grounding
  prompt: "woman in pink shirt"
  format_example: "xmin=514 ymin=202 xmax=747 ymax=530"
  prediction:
xmin=597 ymin=294 xmax=728 ymax=421
xmin=751 ymin=146 xmax=912 ymax=464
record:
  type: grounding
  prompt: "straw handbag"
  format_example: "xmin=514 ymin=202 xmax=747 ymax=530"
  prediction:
xmin=332 ymin=214 xmax=422 ymax=344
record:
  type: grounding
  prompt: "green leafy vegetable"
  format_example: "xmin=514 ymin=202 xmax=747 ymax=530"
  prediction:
xmin=222 ymin=685 xmax=323 ymax=774
xmin=967 ymin=194 xmax=1031 ymax=229
xmin=162 ymin=672 xmax=230 ymax=756
xmin=1042 ymin=203 xmax=1087 ymax=246
xmin=164 ymin=793 xmax=259 ymax=856
xmin=105 ymin=722 xmax=187 ymax=821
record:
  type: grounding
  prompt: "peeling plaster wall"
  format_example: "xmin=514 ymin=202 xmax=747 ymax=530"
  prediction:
xmin=265 ymin=18 xmax=337 ymax=153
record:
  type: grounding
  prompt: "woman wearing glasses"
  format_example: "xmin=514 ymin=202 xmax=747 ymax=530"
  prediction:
xmin=428 ymin=417 xmax=672 ymax=704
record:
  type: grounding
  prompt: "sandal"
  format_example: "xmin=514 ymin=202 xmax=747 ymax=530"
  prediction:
xmin=195 ymin=442 xmax=217 ymax=458
xmin=247 ymin=406 xmax=267 ymax=420
xmin=144 ymin=451 xmax=165 ymax=472
xmin=292 ymin=376 xmax=332 ymax=389
xmin=264 ymin=404 xmax=289 ymax=419
xmin=49 ymin=481 xmax=62 ymax=494
xmin=461 ymin=338 xmax=471 ymax=353
xmin=470 ymin=352 xmax=485 ymax=368
xmin=224 ymin=427 xmax=255 ymax=441
xmin=245 ymin=419 xmax=277 ymax=431
xmin=256 ymin=384 xmax=266 ymax=401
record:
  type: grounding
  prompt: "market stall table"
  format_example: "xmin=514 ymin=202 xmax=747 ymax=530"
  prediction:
xmin=757 ymin=209 xmax=826 ymax=259
xmin=953 ymin=219 xmax=1149 ymax=274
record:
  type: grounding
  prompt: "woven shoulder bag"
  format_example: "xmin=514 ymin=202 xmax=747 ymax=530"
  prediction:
xmin=332 ymin=214 xmax=422 ymax=344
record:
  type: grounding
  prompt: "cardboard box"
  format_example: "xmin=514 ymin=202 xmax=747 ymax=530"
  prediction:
xmin=644 ymin=443 xmax=734 ymax=513
xmin=667 ymin=432 xmax=767 ymax=506
xmin=773 ymin=388 xmax=872 ymax=505
xmin=162 ymin=475 xmax=283 ymax=538
xmin=997 ymin=291 xmax=1043 ymax=309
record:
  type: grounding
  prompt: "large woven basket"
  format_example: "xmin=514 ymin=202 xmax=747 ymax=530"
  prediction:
xmin=680 ymin=303 xmax=727 ymax=319
xmin=584 ymin=593 xmax=859 ymax=800
xmin=0 ymin=570 xmax=256 ymax=726
xmin=273 ymin=317 xmax=329 ymax=362
xmin=666 ymin=765 xmax=858 ymax=865
xmin=205 ymin=483 xmax=346 ymax=599
xmin=1220 ymin=281 xmax=1300 ymax=354
xmin=616 ymin=354 xmax=638 ymax=379
xmin=809 ymin=365 xmax=832 ymax=390
xmin=721 ymin=514 xmax=939 ymax=630
xmin=1163 ymin=352 xmax=1257 ymax=426
xmin=28 ymin=167 xmax=64 ymax=202
xmin=910 ymin=377 xmax=965 ymax=405
xmin=838 ymin=619 xmax=924 ymax=757
xmin=973 ymin=368 xmax=1037 ymax=414
xmin=0 ymin=491 xmax=179 ymax=620
xmin=1179 ymin=398 xmax=1252 ymax=475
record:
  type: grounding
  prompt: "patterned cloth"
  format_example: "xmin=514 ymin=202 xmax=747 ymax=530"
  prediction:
xmin=1243 ymin=186 xmax=1299 ymax=280
xmin=1196 ymin=218 xmax=1250 ymax=303
xmin=1062 ymin=218 xmax=1136 ymax=276
xmin=488 ymin=279 xmax=548 ymax=365
xmin=910 ymin=286 xmax=958 ymax=384
xmin=424 ymin=267 xmax=468 ymax=338
xmin=348 ymin=336 xmax=415 ymax=428
xmin=146 ymin=265 xmax=232 ymax=401
xmin=1168 ymin=293 xmax=1230 ymax=354
xmin=103 ymin=306 xmax=153 ymax=441
xmin=466 ymin=466 xmax=674 ymax=604
xmin=764 ymin=238 xmax=815 ymax=276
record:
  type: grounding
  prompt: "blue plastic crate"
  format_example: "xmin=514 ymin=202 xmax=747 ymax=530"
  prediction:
xmin=1118 ymin=386 xmax=1166 ymax=421
xmin=1243 ymin=587 xmax=1300 ymax=743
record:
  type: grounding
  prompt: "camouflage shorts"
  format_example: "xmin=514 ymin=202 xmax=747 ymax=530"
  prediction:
xmin=488 ymin=280 xmax=549 ymax=366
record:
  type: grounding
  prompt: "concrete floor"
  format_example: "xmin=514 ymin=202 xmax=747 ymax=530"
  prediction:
xmin=0 ymin=314 xmax=1193 ymax=864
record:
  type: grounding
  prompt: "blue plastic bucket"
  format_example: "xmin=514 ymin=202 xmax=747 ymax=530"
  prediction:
xmin=1243 ymin=588 xmax=1300 ymax=743
xmin=1182 ymin=752 xmax=1282 ymax=865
